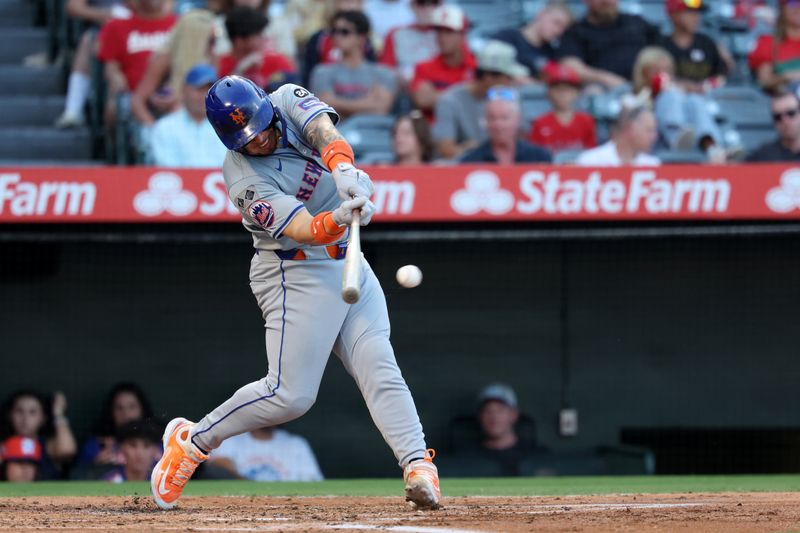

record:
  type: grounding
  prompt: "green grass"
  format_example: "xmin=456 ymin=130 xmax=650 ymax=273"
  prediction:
xmin=2 ymin=475 xmax=800 ymax=498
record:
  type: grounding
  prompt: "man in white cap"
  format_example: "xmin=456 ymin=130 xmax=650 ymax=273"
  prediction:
xmin=432 ymin=40 xmax=528 ymax=160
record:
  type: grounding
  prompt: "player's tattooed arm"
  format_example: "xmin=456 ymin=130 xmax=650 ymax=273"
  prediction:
xmin=305 ymin=113 xmax=346 ymax=153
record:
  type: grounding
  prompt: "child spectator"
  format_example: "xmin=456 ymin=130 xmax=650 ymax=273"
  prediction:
xmin=491 ymin=0 xmax=572 ymax=80
xmin=209 ymin=427 xmax=324 ymax=481
xmin=392 ymin=110 xmax=435 ymax=164
xmin=77 ymin=383 xmax=154 ymax=467
xmin=433 ymin=40 xmax=528 ymax=160
xmin=54 ymin=0 xmax=132 ymax=128
xmin=529 ymin=64 xmax=596 ymax=153
xmin=310 ymin=10 xmax=397 ymax=119
xmin=632 ymin=46 xmax=724 ymax=157
xmin=749 ymin=0 xmax=800 ymax=92
xmin=576 ymin=105 xmax=660 ymax=166
xmin=131 ymin=9 xmax=217 ymax=127
xmin=97 ymin=0 xmax=178 ymax=126
xmin=149 ymin=64 xmax=228 ymax=167
xmin=218 ymin=6 xmax=298 ymax=92
xmin=102 ymin=420 xmax=163 ymax=482
xmin=459 ymin=87 xmax=552 ymax=163
xmin=0 ymin=391 xmax=76 ymax=479
xmin=380 ymin=0 xmax=441 ymax=82
xmin=1 ymin=436 xmax=41 ymax=482
xmin=410 ymin=4 xmax=475 ymax=119
xmin=557 ymin=0 xmax=660 ymax=88
xmin=661 ymin=0 xmax=730 ymax=90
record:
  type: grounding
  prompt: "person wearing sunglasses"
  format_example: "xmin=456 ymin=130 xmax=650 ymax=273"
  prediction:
xmin=459 ymin=87 xmax=552 ymax=164
xmin=749 ymin=0 xmax=800 ymax=93
xmin=746 ymin=87 xmax=800 ymax=161
xmin=310 ymin=10 xmax=398 ymax=119
xmin=410 ymin=4 xmax=475 ymax=120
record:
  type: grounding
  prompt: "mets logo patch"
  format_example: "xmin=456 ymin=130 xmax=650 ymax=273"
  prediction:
xmin=229 ymin=108 xmax=247 ymax=125
xmin=249 ymin=200 xmax=275 ymax=229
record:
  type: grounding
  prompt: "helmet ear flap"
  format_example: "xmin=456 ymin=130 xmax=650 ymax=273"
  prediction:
xmin=205 ymin=76 xmax=275 ymax=151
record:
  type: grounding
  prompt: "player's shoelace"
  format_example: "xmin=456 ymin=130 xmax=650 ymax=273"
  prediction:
xmin=171 ymin=458 xmax=199 ymax=488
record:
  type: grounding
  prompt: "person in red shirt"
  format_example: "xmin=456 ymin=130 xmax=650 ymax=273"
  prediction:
xmin=529 ymin=63 xmax=597 ymax=154
xmin=410 ymin=4 xmax=475 ymax=119
xmin=217 ymin=6 xmax=298 ymax=92
xmin=749 ymin=0 xmax=800 ymax=92
xmin=97 ymin=0 xmax=177 ymax=127
xmin=380 ymin=0 xmax=441 ymax=82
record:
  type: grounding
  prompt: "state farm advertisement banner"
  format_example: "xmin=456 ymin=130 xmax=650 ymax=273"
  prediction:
xmin=0 ymin=164 xmax=799 ymax=222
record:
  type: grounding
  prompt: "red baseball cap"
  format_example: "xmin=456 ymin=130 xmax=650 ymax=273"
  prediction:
xmin=666 ymin=0 xmax=705 ymax=14
xmin=2 ymin=436 xmax=41 ymax=463
xmin=543 ymin=63 xmax=581 ymax=86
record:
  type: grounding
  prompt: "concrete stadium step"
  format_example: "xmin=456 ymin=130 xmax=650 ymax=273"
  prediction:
xmin=0 ymin=65 xmax=62 ymax=95
xmin=0 ymin=0 xmax=35 ymax=26
xmin=0 ymin=96 xmax=66 ymax=126
xmin=0 ymin=127 xmax=91 ymax=160
xmin=0 ymin=28 xmax=49 ymax=63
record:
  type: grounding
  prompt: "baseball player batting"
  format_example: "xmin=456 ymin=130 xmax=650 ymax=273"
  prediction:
xmin=150 ymin=76 xmax=440 ymax=511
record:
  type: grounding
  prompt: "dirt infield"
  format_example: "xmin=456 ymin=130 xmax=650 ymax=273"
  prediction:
xmin=1 ymin=492 xmax=799 ymax=532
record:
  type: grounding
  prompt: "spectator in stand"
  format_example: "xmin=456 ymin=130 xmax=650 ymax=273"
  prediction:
xmin=749 ymin=0 xmax=800 ymax=93
xmin=747 ymin=87 xmax=800 ymax=161
xmin=149 ymin=64 xmax=228 ymax=166
xmin=0 ymin=391 xmax=77 ymax=479
xmin=209 ymin=427 xmax=324 ymax=481
xmin=54 ymin=0 xmax=132 ymax=128
xmin=460 ymin=87 xmax=552 ymax=163
xmin=474 ymin=383 xmax=527 ymax=476
xmin=410 ymin=4 xmax=475 ymax=119
xmin=530 ymin=63 xmax=596 ymax=153
xmin=209 ymin=0 xmax=297 ymax=64
xmin=365 ymin=0 xmax=414 ymax=43
xmin=661 ymin=0 xmax=731 ymax=91
xmin=491 ymin=0 xmax=573 ymax=80
xmin=283 ymin=0 xmax=329 ymax=52
xmin=380 ymin=0 xmax=441 ymax=83
xmin=218 ymin=6 xmax=298 ymax=92
xmin=1 ymin=436 xmax=41 ymax=482
xmin=632 ymin=46 xmax=725 ymax=159
xmin=392 ymin=110 xmax=435 ymax=164
xmin=433 ymin=40 xmax=529 ymax=160
xmin=131 ymin=9 xmax=217 ymax=127
xmin=97 ymin=0 xmax=178 ymax=127
xmin=310 ymin=10 xmax=397 ymax=119
xmin=102 ymin=420 xmax=163 ymax=482
xmin=303 ymin=0 xmax=375 ymax=86
xmin=77 ymin=382 xmax=155 ymax=467
xmin=558 ymin=0 xmax=660 ymax=89
xmin=577 ymin=104 xmax=659 ymax=166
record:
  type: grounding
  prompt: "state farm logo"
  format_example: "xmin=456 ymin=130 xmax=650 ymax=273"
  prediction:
xmin=766 ymin=169 xmax=800 ymax=213
xmin=0 ymin=173 xmax=95 ymax=215
xmin=450 ymin=171 xmax=515 ymax=215
xmin=134 ymin=172 xmax=197 ymax=216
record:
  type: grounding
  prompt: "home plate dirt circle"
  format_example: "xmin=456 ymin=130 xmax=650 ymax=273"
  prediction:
xmin=2 ymin=493 xmax=799 ymax=532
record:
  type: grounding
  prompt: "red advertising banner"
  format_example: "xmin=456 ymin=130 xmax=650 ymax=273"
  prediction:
xmin=0 ymin=164 xmax=798 ymax=222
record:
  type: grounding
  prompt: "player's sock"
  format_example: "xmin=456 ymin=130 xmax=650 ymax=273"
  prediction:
xmin=64 ymin=71 xmax=90 ymax=117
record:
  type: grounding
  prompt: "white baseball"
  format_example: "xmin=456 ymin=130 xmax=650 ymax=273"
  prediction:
xmin=396 ymin=265 xmax=423 ymax=288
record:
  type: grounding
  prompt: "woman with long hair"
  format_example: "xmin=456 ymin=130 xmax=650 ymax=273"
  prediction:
xmin=749 ymin=0 xmax=800 ymax=92
xmin=392 ymin=111 xmax=435 ymax=165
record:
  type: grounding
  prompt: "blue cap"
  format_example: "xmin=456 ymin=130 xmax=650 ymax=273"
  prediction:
xmin=185 ymin=64 xmax=218 ymax=87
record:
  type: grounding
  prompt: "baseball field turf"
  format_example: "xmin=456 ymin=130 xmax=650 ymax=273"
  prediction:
xmin=2 ymin=475 xmax=800 ymax=531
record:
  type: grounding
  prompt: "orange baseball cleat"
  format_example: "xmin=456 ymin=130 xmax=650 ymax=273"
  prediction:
xmin=150 ymin=417 xmax=208 ymax=510
xmin=403 ymin=449 xmax=441 ymax=510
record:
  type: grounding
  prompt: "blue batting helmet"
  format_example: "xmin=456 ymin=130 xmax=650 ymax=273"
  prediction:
xmin=206 ymin=76 xmax=276 ymax=151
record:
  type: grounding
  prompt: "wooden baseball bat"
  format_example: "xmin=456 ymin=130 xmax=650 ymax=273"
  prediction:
xmin=341 ymin=209 xmax=361 ymax=304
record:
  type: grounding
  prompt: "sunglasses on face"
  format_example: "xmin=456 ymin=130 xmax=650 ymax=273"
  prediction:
xmin=773 ymin=108 xmax=799 ymax=122
xmin=486 ymin=86 xmax=519 ymax=102
xmin=331 ymin=27 xmax=355 ymax=36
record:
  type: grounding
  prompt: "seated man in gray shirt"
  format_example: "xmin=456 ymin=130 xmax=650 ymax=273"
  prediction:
xmin=433 ymin=40 xmax=529 ymax=160
xmin=310 ymin=10 xmax=397 ymax=120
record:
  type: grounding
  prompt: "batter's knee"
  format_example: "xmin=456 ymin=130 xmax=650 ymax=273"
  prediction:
xmin=282 ymin=395 xmax=316 ymax=420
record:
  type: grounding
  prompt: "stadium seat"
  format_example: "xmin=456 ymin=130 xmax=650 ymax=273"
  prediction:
xmin=519 ymin=84 xmax=552 ymax=128
xmin=708 ymin=86 xmax=772 ymax=128
xmin=452 ymin=0 xmax=526 ymax=37
xmin=731 ymin=126 xmax=775 ymax=152
xmin=337 ymin=114 xmax=395 ymax=161
xmin=654 ymin=149 xmax=708 ymax=164
xmin=553 ymin=149 xmax=582 ymax=165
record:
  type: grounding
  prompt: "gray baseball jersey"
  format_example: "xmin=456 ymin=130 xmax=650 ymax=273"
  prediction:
xmin=190 ymin=84 xmax=429 ymax=469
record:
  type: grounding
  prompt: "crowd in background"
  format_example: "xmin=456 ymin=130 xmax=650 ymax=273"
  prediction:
xmin=47 ymin=0 xmax=800 ymax=168
xmin=0 ymin=385 xmax=323 ymax=482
